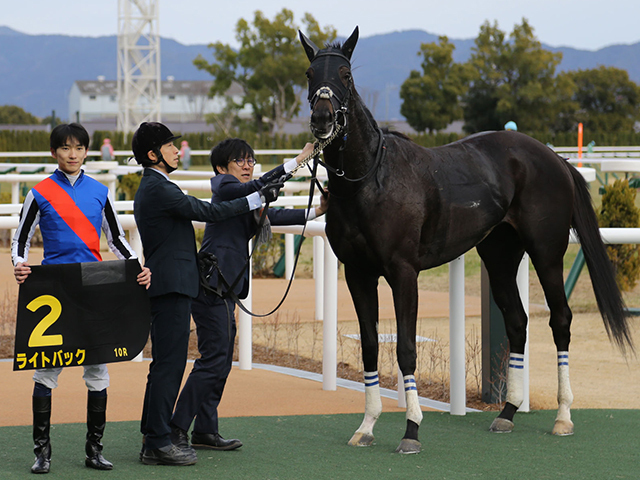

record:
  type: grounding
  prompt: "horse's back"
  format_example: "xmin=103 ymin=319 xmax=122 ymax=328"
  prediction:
xmin=408 ymin=131 xmax=576 ymax=265
xmin=433 ymin=131 xmax=576 ymax=212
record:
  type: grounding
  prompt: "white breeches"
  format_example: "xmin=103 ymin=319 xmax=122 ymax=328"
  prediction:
xmin=33 ymin=364 xmax=110 ymax=391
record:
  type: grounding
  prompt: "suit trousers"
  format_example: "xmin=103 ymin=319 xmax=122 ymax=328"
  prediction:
xmin=171 ymin=292 xmax=236 ymax=434
xmin=140 ymin=292 xmax=192 ymax=450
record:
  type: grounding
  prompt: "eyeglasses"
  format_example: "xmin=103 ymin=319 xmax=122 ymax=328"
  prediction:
xmin=231 ymin=157 xmax=256 ymax=167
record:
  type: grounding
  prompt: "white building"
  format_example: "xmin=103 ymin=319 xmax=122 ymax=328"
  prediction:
xmin=68 ymin=76 xmax=251 ymax=123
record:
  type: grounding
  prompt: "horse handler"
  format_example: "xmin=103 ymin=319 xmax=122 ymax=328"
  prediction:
xmin=132 ymin=123 xmax=283 ymax=466
xmin=170 ymin=139 xmax=327 ymax=451
xmin=12 ymin=123 xmax=151 ymax=474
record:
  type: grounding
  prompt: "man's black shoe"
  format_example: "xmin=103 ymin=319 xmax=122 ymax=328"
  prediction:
xmin=170 ymin=424 xmax=191 ymax=451
xmin=191 ymin=432 xmax=243 ymax=451
xmin=141 ymin=444 xmax=197 ymax=466
xmin=31 ymin=454 xmax=50 ymax=474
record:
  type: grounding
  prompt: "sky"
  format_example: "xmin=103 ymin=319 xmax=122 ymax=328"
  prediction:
xmin=2 ymin=0 xmax=640 ymax=51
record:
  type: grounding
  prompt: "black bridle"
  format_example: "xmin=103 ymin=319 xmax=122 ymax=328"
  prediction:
xmin=308 ymin=49 xmax=386 ymax=188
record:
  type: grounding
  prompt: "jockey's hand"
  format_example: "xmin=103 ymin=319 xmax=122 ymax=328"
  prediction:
xmin=14 ymin=262 xmax=31 ymax=284
xmin=137 ymin=266 xmax=152 ymax=289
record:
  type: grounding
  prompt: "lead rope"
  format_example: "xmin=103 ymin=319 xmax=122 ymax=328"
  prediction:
xmin=285 ymin=121 xmax=344 ymax=179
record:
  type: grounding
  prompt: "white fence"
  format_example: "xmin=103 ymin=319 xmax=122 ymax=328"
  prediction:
xmin=2 ymin=152 xmax=640 ymax=413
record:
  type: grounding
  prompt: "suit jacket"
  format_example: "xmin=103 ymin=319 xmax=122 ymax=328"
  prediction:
xmin=201 ymin=164 xmax=307 ymax=299
xmin=134 ymin=168 xmax=250 ymax=298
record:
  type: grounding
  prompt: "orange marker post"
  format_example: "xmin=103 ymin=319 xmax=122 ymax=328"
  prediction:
xmin=577 ymin=123 xmax=583 ymax=167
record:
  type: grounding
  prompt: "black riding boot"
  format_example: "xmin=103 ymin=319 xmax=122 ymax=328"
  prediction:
xmin=31 ymin=396 xmax=51 ymax=474
xmin=85 ymin=394 xmax=113 ymax=470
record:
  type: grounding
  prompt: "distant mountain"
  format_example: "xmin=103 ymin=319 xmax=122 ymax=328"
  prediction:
xmin=1 ymin=25 xmax=639 ymax=123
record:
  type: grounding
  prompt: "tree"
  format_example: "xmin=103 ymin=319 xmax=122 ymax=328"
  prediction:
xmin=563 ymin=66 xmax=640 ymax=133
xmin=463 ymin=19 xmax=572 ymax=133
xmin=598 ymin=179 xmax=640 ymax=291
xmin=194 ymin=9 xmax=336 ymax=134
xmin=0 ymin=105 xmax=39 ymax=124
xmin=399 ymin=36 xmax=470 ymax=133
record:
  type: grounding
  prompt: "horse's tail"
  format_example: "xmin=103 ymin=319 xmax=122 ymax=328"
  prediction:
xmin=568 ymin=164 xmax=634 ymax=353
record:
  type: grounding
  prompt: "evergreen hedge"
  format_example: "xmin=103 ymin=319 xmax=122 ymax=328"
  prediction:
xmin=598 ymin=179 xmax=640 ymax=291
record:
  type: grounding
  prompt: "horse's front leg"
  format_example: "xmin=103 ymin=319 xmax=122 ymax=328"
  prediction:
xmin=389 ymin=265 xmax=422 ymax=454
xmin=344 ymin=265 xmax=382 ymax=447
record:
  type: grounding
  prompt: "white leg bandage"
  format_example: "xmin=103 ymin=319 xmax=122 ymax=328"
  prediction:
xmin=505 ymin=353 xmax=525 ymax=408
xmin=556 ymin=351 xmax=573 ymax=422
xmin=404 ymin=375 xmax=423 ymax=426
xmin=356 ymin=371 xmax=383 ymax=435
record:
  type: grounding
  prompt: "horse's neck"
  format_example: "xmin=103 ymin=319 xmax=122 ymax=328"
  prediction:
xmin=326 ymin=97 xmax=380 ymax=177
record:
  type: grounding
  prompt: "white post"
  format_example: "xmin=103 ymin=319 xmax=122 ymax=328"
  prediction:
xmin=285 ymin=233 xmax=294 ymax=280
xmin=11 ymin=180 xmax=19 ymax=239
xmin=323 ymin=237 xmax=338 ymax=390
xmin=517 ymin=254 xmax=530 ymax=412
xmin=108 ymin=178 xmax=117 ymax=203
xmin=449 ymin=255 xmax=466 ymax=415
xmin=313 ymin=235 xmax=324 ymax=321
xmin=238 ymin=240 xmax=253 ymax=370
xmin=11 ymin=181 xmax=19 ymax=204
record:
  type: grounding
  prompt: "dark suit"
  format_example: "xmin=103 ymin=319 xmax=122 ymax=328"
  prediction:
xmin=134 ymin=168 xmax=251 ymax=450
xmin=171 ymin=164 xmax=307 ymax=435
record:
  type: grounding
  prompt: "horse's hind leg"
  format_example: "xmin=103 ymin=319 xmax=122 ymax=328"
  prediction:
xmin=529 ymin=251 xmax=574 ymax=435
xmin=343 ymin=265 xmax=383 ymax=447
xmin=477 ymin=225 xmax=528 ymax=433
xmin=387 ymin=263 xmax=422 ymax=454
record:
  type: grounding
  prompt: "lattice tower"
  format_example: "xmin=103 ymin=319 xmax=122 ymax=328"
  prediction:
xmin=117 ymin=0 xmax=161 ymax=133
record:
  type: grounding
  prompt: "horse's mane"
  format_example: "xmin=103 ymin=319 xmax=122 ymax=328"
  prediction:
xmin=381 ymin=128 xmax=411 ymax=141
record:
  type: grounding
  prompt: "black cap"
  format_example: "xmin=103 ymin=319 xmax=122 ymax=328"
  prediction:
xmin=132 ymin=122 xmax=181 ymax=166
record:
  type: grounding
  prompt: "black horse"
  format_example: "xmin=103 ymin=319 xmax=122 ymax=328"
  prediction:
xmin=299 ymin=27 xmax=633 ymax=454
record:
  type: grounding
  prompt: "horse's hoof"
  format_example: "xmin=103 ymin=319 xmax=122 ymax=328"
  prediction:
xmin=348 ymin=432 xmax=374 ymax=447
xmin=395 ymin=438 xmax=421 ymax=454
xmin=489 ymin=417 xmax=514 ymax=433
xmin=552 ymin=419 xmax=574 ymax=436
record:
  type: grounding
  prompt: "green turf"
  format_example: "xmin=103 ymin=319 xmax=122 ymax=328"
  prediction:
xmin=1 ymin=410 xmax=639 ymax=479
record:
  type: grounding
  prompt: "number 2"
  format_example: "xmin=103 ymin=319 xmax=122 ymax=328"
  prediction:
xmin=27 ymin=295 xmax=63 ymax=347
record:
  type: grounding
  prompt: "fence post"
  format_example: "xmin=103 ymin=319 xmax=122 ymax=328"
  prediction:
xmin=481 ymin=263 xmax=509 ymax=403
xmin=313 ymin=235 xmax=325 ymax=321
xmin=323 ymin=237 xmax=338 ymax=391
xmin=238 ymin=239 xmax=253 ymax=370
xmin=449 ymin=255 xmax=466 ymax=415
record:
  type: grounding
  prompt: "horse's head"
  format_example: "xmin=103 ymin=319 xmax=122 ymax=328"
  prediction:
xmin=299 ymin=27 xmax=359 ymax=140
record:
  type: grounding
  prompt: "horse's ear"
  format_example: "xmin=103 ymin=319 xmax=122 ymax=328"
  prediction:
xmin=341 ymin=26 xmax=359 ymax=60
xmin=299 ymin=30 xmax=320 ymax=62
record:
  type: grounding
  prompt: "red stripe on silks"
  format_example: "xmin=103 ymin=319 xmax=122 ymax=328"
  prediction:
xmin=34 ymin=177 xmax=102 ymax=261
